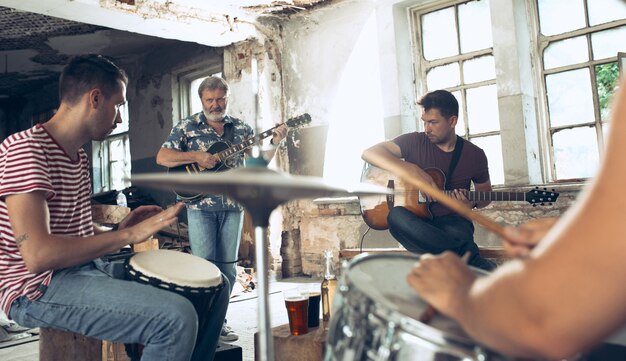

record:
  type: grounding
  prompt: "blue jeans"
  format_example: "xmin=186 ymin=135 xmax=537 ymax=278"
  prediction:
xmin=187 ymin=208 xmax=243 ymax=296
xmin=387 ymin=206 xmax=480 ymax=260
xmin=9 ymin=258 xmax=229 ymax=361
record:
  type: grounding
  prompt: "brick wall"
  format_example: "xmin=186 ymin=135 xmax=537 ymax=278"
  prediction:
xmin=278 ymin=185 xmax=581 ymax=277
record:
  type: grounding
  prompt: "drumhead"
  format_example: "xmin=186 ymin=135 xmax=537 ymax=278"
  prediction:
xmin=346 ymin=252 xmax=487 ymax=346
xmin=129 ymin=249 xmax=222 ymax=288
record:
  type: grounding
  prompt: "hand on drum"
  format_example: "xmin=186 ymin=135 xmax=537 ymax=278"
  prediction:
xmin=501 ymin=217 xmax=558 ymax=258
xmin=118 ymin=205 xmax=163 ymax=229
xmin=406 ymin=252 xmax=476 ymax=320
xmin=120 ymin=203 xmax=185 ymax=245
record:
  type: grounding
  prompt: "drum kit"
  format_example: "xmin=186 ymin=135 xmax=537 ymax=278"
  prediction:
xmin=131 ymin=163 xmax=508 ymax=360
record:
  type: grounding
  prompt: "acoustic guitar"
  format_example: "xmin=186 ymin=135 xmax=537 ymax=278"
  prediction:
xmin=169 ymin=113 xmax=311 ymax=201
xmin=359 ymin=164 xmax=560 ymax=230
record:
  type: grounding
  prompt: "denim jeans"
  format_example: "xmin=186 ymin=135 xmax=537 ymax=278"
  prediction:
xmin=9 ymin=258 xmax=229 ymax=361
xmin=187 ymin=208 xmax=243 ymax=296
xmin=387 ymin=206 xmax=480 ymax=260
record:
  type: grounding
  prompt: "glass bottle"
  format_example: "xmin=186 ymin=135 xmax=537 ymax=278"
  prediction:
xmin=321 ymin=249 xmax=337 ymax=322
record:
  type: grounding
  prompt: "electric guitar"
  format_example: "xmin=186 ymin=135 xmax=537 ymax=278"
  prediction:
xmin=359 ymin=164 xmax=560 ymax=230
xmin=169 ymin=113 xmax=311 ymax=201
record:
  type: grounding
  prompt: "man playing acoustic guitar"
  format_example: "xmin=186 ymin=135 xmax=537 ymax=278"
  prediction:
xmin=156 ymin=76 xmax=287 ymax=341
xmin=362 ymin=89 xmax=496 ymax=271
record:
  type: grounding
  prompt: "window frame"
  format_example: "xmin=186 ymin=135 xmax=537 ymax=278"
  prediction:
xmin=531 ymin=0 xmax=626 ymax=182
xmin=176 ymin=60 xmax=222 ymax=121
xmin=409 ymin=0 xmax=503 ymax=183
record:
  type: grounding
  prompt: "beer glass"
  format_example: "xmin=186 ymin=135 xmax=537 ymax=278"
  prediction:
xmin=284 ymin=287 xmax=309 ymax=336
xmin=307 ymin=284 xmax=321 ymax=328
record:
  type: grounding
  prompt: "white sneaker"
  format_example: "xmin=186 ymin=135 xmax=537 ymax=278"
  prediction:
xmin=220 ymin=325 xmax=239 ymax=342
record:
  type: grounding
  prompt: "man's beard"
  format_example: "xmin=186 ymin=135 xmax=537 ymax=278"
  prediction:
xmin=203 ymin=106 xmax=227 ymax=122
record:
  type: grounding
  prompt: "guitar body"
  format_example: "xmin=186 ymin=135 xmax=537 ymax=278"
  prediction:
xmin=168 ymin=141 xmax=232 ymax=174
xmin=167 ymin=142 xmax=234 ymax=201
xmin=359 ymin=165 xmax=445 ymax=230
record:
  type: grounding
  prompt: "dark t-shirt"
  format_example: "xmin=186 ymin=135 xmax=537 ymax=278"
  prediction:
xmin=393 ymin=132 xmax=490 ymax=217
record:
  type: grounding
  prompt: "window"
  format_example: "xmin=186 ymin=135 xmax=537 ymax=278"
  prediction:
xmin=412 ymin=0 xmax=504 ymax=185
xmin=176 ymin=61 xmax=222 ymax=121
xmin=92 ymin=104 xmax=131 ymax=193
xmin=535 ymin=0 xmax=626 ymax=181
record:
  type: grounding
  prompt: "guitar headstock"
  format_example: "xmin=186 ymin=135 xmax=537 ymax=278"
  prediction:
xmin=526 ymin=187 xmax=559 ymax=206
xmin=285 ymin=113 xmax=312 ymax=128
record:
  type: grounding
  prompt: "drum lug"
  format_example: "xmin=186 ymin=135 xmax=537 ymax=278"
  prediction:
xmin=371 ymin=321 xmax=399 ymax=361
xmin=474 ymin=346 xmax=488 ymax=361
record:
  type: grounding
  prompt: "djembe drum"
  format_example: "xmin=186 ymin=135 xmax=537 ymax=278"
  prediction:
xmin=123 ymin=249 xmax=225 ymax=360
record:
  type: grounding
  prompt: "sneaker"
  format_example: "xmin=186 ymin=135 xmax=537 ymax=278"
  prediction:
xmin=469 ymin=256 xmax=497 ymax=272
xmin=220 ymin=325 xmax=239 ymax=342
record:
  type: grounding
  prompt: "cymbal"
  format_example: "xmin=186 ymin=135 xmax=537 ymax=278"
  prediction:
xmin=131 ymin=167 xmax=390 ymax=205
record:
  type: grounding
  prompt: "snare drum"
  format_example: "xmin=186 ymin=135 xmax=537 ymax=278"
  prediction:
xmin=124 ymin=249 xmax=225 ymax=359
xmin=325 ymin=253 xmax=510 ymax=361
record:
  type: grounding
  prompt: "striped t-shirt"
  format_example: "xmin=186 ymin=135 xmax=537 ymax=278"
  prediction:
xmin=0 ymin=124 xmax=94 ymax=316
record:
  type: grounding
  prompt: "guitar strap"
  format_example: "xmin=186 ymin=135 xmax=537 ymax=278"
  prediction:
xmin=445 ymin=136 xmax=464 ymax=190
xmin=223 ymin=121 xmax=235 ymax=143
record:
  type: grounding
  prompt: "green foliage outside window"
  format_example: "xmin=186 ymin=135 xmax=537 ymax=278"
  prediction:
xmin=595 ymin=62 xmax=619 ymax=121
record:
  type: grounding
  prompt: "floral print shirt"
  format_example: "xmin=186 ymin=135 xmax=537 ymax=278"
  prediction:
xmin=161 ymin=112 xmax=254 ymax=211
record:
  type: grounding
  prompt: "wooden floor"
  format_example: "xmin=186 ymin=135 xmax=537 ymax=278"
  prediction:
xmin=0 ymin=278 xmax=318 ymax=361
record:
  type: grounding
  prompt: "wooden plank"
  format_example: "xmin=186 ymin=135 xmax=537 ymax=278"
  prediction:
xmin=39 ymin=328 xmax=101 ymax=361
xmin=340 ymin=246 xmax=508 ymax=261
xmin=255 ymin=323 xmax=326 ymax=361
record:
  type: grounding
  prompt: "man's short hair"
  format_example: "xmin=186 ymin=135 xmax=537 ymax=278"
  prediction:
xmin=197 ymin=76 xmax=229 ymax=98
xmin=418 ymin=90 xmax=459 ymax=119
xmin=59 ymin=54 xmax=128 ymax=105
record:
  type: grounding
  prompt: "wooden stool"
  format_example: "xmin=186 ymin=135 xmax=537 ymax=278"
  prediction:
xmin=39 ymin=328 xmax=130 ymax=361
xmin=255 ymin=323 xmax=327 ymax=361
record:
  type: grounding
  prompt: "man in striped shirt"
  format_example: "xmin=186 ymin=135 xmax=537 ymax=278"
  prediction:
xmin=0 ymin=54 xmax=228 ymax=361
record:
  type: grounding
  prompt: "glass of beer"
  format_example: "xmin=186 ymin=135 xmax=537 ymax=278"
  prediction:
xmin=283 ymin=288 xmax=309 ymax=336
xmin=307 ymin=284 xmax=321 ymax=328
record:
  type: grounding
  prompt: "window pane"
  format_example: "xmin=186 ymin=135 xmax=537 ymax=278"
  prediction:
xmin=588 ymin=0 xmax=626 ymax=26
xmin=426 ymin=63 xmax=460 ymax=89
xmin=596 ymin=62 xmax=620 ymax=122
xmin=190 ymin=77 xmax=204 ymax=114
xmin=108 ymin=135 xmax=131 ymax=191
xmin=458 ymin=0 xmax=493 ymax=53
xmin=463 ymin=55 xmax=496 ymax=83
xmin=546 ymin=69 xmax=594 ymax=127
xmin=466 ymin=85 xmax=499 ymax=134
xmin=537 ymin=0 xmax=585 ymax=36
xmin=591 ymin=26 xmax=626 ymax=60
xmin=471 ymin=135 xmax=503 ymax=185
xmin=543 ymin=36 xmax=589 ymax=69
xmin=452 ymin=90 xmax=466 ymax=137
xmin=552 ymin=127 xmax=599 ymax=180
xmin=422 ymin=7 xmax=458 ymax=60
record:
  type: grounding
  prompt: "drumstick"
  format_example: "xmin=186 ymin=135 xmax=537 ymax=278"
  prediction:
xmin=366 ymin=153 xmax=507 ymax=238
xmin=418 ymin=252 xmax=471 ymax=324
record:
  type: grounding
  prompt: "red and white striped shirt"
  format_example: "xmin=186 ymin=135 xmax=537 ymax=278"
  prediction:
xmin=0 ymin=124 xmax=93 ymax=316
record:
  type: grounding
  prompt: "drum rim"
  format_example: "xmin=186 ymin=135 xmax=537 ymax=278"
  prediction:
xmin=343 ymin=252 xmax=494 ymax=353
xmin=127 ymin=249 xmax=223 ymax=289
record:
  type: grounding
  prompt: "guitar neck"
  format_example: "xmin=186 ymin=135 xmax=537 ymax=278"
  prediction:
xmin=445 ymin=190 xmax=527 ymax=202
xmin=215 ymin=124 xmax=280 ymax=161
